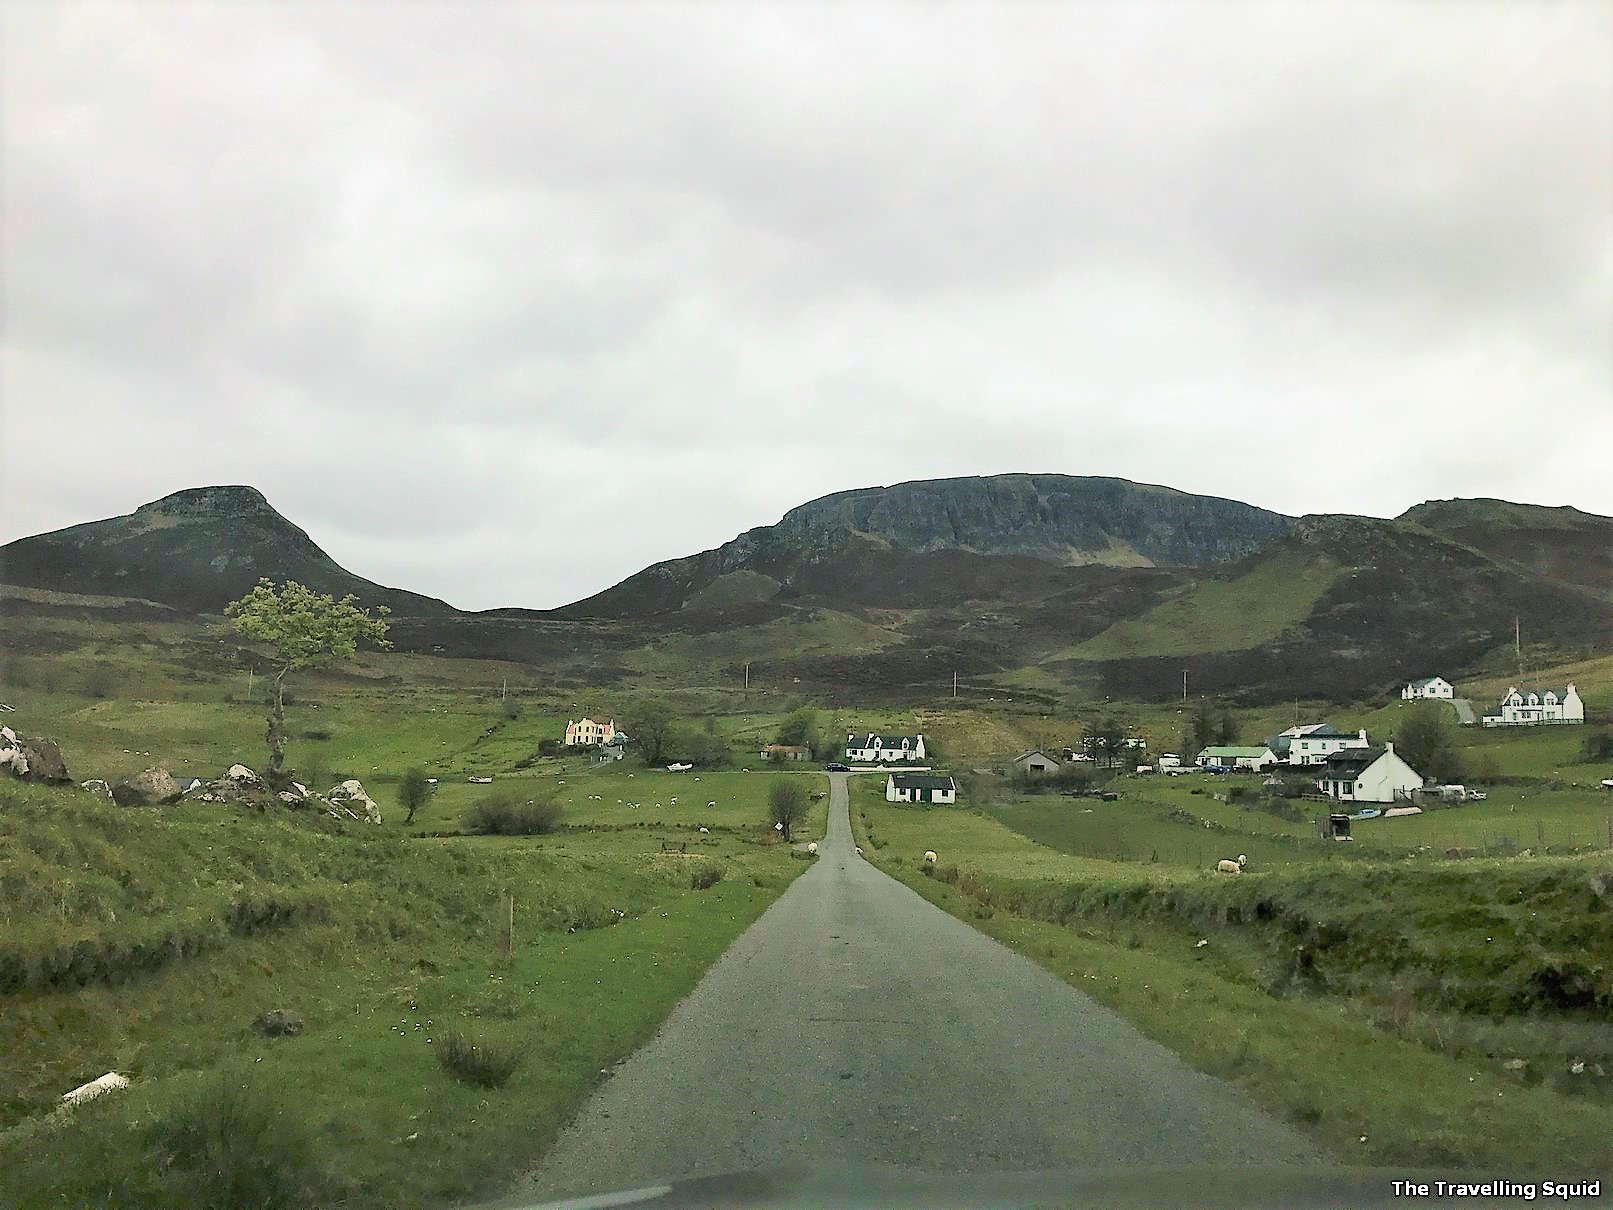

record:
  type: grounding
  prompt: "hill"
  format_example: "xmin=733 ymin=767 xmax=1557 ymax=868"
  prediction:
xmin=0 ymin=487 xmax=456 ymax=616
xmin=1399 ymin=498 xmax=1613 ymax=601
xmin=559 ymin=474 xmax=1291 ymax=619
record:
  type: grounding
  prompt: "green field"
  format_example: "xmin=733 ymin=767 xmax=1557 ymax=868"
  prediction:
xmin=849 ymin=788 xmax=1613 ymax=1170
xmin=0 ymin=775 xmax=819 ymax=1208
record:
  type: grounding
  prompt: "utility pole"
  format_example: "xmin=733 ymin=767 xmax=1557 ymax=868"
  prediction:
xmin=743 ymin=662 xmax=750 ymax=691
xmin=246 ymin=664 xmax=255 ymax=702
xmin=500 ymin=676 xmax=507 ymax=701
xmin=1182 ymin=668 xmax=1187 ymax=705
xmin=1515 ymin=616 xmax=1522 ymax=677
xmin=953 ymin=670 xmax=958 ymax=699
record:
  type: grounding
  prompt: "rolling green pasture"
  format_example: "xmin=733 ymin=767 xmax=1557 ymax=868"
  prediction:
xmin=0 ymin=779 xmax=820 ymax=1208
xmin=849 ymin=788 xmax=1613 ymax=1170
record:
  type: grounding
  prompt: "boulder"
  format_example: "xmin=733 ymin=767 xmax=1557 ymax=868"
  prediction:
xmin=252 ymin=1009 xmax=304 ymax=1037
xmin=326 ymin=779 xmax=381 ymax=824
xmin=110 ymin=767 xmax=182 ymax=806
xmin=225 ymin=764 xmax=262 ymax=785
xmin=1 ymin=726 xmax=71 ymax=784
xmin=81 ymin=779 xmax=113 ymax=799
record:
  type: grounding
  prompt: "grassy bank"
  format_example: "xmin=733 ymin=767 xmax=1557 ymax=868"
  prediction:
xmin=0 ymin=779 xmax=815 ymax=1208
xmin=849 ymin=787 xmax=1613 ymax=1170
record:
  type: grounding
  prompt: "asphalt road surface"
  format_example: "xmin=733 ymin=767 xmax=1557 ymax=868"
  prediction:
xmin=514 ymin=773 xmax=1323 ymax=1201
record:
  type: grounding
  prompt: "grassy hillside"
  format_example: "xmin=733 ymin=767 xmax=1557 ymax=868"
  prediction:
xmin=1062 ymin=550 xmax=1343 ymax=660
xmin=848 ymin=783 xmax=1613 ymax=1170
xmin=0 ymin=777 xmax=817 ymax=1208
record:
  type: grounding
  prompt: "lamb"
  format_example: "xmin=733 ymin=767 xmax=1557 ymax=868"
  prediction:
xmin=923 ymin=850 xmax=937 ymax=866
xmin=1216 ymin=854 xmax=1248 ymax=874
xmin=855 ymin=846 xmax=864 ymax=855
xmin=698 ymin=826 xmax=710 ymax=834
xmin=807 ymin=842 xmax=818 ymax=854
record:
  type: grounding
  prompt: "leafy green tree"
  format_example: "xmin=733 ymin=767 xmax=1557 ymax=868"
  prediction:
xmin=1084 ymin=715 xmax=1128 ymax=769
xmin=627 ymin=699 xmax=677 ymax=766
xmin=226 ymin=580 xmax=390 ymax=783
xmin=1393 ymin=701 xmax=1464 ymax=783
xmin=776 ymin=706 xmax=819 ymax=748
xmin=1216 ymin=709 xmax=1238 ymax=746
xmin=398 ymin=768 xmax=432 ymax=825
xmin=768 ymin=778 xmax=809 ymax=843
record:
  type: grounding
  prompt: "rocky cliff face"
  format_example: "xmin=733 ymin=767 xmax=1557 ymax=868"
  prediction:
xmin=562 ymin=475 xmax=1294 ymax=617
xmin=774 ymin=475 xmax=1293 ymax=566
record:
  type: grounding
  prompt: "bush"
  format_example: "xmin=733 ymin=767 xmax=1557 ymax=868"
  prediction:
xmin=146 ymin=1081 xmax=323 ymax=1209
xmin=536 ymin=739 xmax=563 ymax=758
xmin=462 ymin=790 xmax=563 ymax=836
xmin=1579 ymin=730 xmax=1613 ymax=763
xmin=435 ymin=1028 xmax=521 ymax=1088
xmin=689 ymin=861 xmax=725 ymax=890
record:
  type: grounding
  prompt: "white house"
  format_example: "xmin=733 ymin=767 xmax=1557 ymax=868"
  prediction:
xmin=1481 ymin=684 xmax=1585 ymax=727
xmin=1156 ymin=753 xmax=1182 ymax=770
xmin=1267 ymin=724 xmax=1371 ymax=766
xmin=1195 ymin=746 xmax=1278 ymax=771
xmin=565 ymin=717 xmax=617 ymax=747
xmin=1317 ymin=743 xmax=1423 ymax=804
xmin=846 ymin=733 xmax=926 ymax=763
xmin=886 ymin=773 xmax=956 ymax=804
xmin=1402 ymin=676 xmax=1455 ymax=701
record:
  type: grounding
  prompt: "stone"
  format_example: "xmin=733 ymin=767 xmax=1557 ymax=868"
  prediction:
xmin=1 ymin=726 xmax=72 ymax=784
xmin=326 ymin=779 xmax=382 ymax=824
xmin=109 ymin=767 xmax=182 ymax=806
xmin=253 ymin=1009 xmax=304 ymax=1037
xmin=80 ymin=779 xmax=113 ymax=799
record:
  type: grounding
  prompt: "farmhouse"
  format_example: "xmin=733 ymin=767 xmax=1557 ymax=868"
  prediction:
xmin=1317 ymin=743 xmax=1423 ymax=804
xmin=565 ymin=717 xmax=617 ymax=747
xmin=1266 ymin=723 xmax=1370 ymax=766
xmin=1481 ymin=684 xmax=1584 ymax=727
xmin=846 ymin=732 xmax=926 ymax=763
xmin=886 ymin=773 xmax=957 ymax=804
xmin=1011 ymin=749 xmax=1062 ymax=775
xmin=1402 ymin=676 xmax=1455 ymax=700
xmin=761 ymin=744 xmax=811 ymax=761
xmin=1195 ymin=746 xmax=1278 ymax=771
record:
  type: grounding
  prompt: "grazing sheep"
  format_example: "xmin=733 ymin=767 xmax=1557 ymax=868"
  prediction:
xmin=707 ymin=801 xmax=716 ymax=808
xmin=62 ymin=1072 xmax=129 ymax=1107
xmin=698 ymin=826 xmax=709 ymax=833
xmin=807 ymin=842 xmax=818 ymax=854
xmin=1216 ymin=854 xmax=1247 ymax=874
xmin=923 ymin=850 xmax=937 ymax=866
xmin=855 ymin=846 xmax=864 ymax=855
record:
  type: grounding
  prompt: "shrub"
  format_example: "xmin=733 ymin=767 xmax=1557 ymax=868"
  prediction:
xmin=462 ymin=790 xmax=563 ymax=836
xmin=435 ymin=1028 xmax=521 ymax=1088
xmin=146 ymin=1080 xmax=322 ymax=1209
xmin=689 ymin=861 xmax=725 ymax=890
xmin=536 ymin=739 xmax=563 ymax=758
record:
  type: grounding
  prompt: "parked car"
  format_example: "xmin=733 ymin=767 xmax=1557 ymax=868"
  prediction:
xmin=1466 ymin=790 xmax=1487 ymax=801
xmin=824 ymin=762 xmax=850 ymax=772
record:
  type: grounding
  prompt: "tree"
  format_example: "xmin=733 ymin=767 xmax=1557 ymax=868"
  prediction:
xmin=776 ymin=706 xmax=818 ymax=747
xmin=768 ymin=779 xmax=808 ymax=843
xmin=627 ymin=699 xmax=677 ymax=766
xmin=398 ymin=768 xmax=432 ymax=825
xmin=225 ymin=580 xmax=391 ymax=783
xmin=1186 ymin=700 xmax=1218 ymax=755
xmin=1394 ymin=701 xmax=1464 ymax=783
xmin=1216 ymin=709 xmax=1239 ymax=746
xmin=1084 ymin=715 xmax=1128 ymax=769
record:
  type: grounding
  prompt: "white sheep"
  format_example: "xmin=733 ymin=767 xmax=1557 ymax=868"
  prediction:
xmin=1216 ymin=854 xmax=1248 ymax=874
xmin=707 ymin=801 xmax=716 ymax=808
xmin=855 ymin=846 xmax=864 ymax=855
xmin=62 ymin=1072 xmax=129 ymax=1107
xmin=807 ymin=842 xmax=818 ymax=854
xmin=698 ymin=826 xmax=709 ymax=834
xmin=923 ymin=850 xmax=937 ymax=866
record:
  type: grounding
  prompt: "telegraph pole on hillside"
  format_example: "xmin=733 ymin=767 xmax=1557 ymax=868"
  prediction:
xmin=1515 ymin=617 xmax=1522 ymax=677
xmin=953 ymin=670 xmax=958 ymax=699
xmin=743 ymin=662 xmax=750 ymax=691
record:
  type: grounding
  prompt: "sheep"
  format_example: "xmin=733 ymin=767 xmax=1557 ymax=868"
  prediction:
xmin=707 ymin=801 xmax=716 ymax=808
xmin=62 ymin=1072 xmax=129 ymax=1107
xmin=1216 ymin=854 xmax=1247 ymax=874
xmin=855 ymin=846 xmax=864 ymax=855
xmin=698 ymin=826 xmax=709 ymax=834
xmin=807 ymin=842 xmax=818 ymax=854
xmin=923 ymin=850 xmax=937 ymax=866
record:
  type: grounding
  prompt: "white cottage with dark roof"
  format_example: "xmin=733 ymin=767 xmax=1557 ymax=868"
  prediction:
xmin=886 ymin=773 xmax=956 ymax=804
xmin=1402 ymin=676 xmax=1454 ymax=700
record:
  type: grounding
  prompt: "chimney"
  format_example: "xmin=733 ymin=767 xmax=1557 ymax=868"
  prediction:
xmin=1385 ymin=741 xmax=1394 ymax=755
xmin=1358 ymin=729 xmax=1367 ymax=740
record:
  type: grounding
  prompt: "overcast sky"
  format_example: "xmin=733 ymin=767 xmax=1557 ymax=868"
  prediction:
xmin=3 ymin=1 xmax=1610 ymax=610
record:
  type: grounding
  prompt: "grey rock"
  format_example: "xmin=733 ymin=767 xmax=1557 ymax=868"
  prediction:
xmin=253 ymin=1009 xmax=304 ymax=1037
